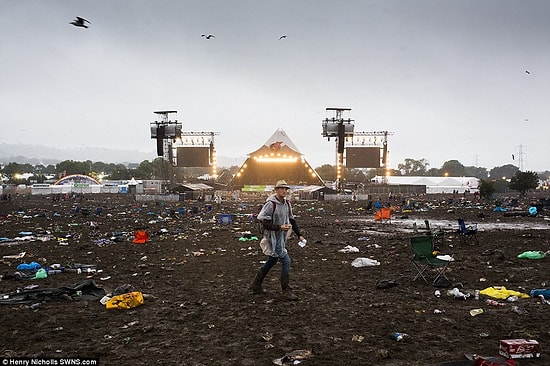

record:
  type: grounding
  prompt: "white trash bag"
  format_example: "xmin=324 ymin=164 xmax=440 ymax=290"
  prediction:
xmin=339 ymin=245 xmax=360 ymax=253
xmin=259 ymin=237 xmax=274 ymax=256
xmin=351 ymin=257 xmax=381 ymax=267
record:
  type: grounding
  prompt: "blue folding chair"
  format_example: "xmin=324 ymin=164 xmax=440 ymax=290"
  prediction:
xmin=457 ymin=218 xmax=478 ymax=245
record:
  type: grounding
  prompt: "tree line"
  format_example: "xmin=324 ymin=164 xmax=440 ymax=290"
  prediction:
xmin=1 ymin=158 xmax=172 ymax=184
xmin=1 ymin=157 xmax=547 ymax=197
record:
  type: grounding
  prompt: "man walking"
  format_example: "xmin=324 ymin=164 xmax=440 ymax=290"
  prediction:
xmin=250 ymin=180 xmax=305 ymax=300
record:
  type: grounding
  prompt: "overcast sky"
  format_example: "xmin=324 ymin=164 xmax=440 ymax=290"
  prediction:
xmin=1 ymin=0 xmax=549 ymax=172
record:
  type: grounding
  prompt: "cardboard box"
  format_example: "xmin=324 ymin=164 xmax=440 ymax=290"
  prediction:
xmin=499 ymin=339 xmax=541 ymax=359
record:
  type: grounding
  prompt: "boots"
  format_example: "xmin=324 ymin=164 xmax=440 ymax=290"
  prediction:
xmin=251 ymin=268 xmax=268 ymax=294
xmin=280 ymin=273 xmax=298 ymax=301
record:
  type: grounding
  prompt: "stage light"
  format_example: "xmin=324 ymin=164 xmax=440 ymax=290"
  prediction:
xmin=256 ymin=157 xmax=298 ymax=163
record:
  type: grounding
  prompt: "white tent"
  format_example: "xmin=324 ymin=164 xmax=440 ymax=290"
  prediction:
xmin=371 ymin=176 xmax=479 ymax=194
xmin=228 ymin=128 xmax=324 ymax=188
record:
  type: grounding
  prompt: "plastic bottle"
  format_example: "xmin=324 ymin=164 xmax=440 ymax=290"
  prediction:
xmin=390 ymin=332 xmax=408 ymax=341
xmin=67 ymin=267 xmax=96 ymax=274
xmin=530 ymin=289 xmax=550 ymax=300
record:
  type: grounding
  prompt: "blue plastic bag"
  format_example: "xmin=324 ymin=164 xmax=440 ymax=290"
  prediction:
xmin=16 ymin=262 xmax=41 ymax=270
xmin=530 ymin=289 xmax=550 ymax=299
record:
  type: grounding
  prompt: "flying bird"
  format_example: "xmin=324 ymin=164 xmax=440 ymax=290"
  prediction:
xmin=525 ymin=70 xmax=530 ymax=75
xmin=70 ymin=17 xmax=90 ymax=28
xmin=512 ymin=154 xmax=515 ymax=160
xmin=201 ymin=34 xmax=215 ymax=39
xmin=279 ymin=35 xmax=287 ymax=40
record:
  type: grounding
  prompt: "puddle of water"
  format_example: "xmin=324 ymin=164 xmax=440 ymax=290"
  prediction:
xmin=350 ymin=217 xmax=550 ymax=231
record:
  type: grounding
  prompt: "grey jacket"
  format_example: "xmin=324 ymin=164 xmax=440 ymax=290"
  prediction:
xmin=257 ymin=195 xmax=295 ymax=258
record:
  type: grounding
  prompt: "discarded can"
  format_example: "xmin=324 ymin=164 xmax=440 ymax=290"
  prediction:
xmin=511 ymin=306 xmax=522 ymax=314
xmin=390 ymin=332 xmax=408 ymax=341
xmin=469 ymin=308 xmax=484 ymax=316
xmin=474 ymin=290 xmax=480 ymax=300
xmin=506 ymin=295 xmax=519 ymax=302
xmin=434 ymin=290 xmax=441 ymax=298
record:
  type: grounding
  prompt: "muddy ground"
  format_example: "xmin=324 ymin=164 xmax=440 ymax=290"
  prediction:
xmin=1 ymin=193 xmax=549 ymax=366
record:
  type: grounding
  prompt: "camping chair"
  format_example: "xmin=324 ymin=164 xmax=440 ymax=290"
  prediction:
xmin=457 ymin=218 xmax=478 ymax=245
xmin=374 ymin=207 xmax=391 ymax=223
xmin=410 ymin=235 xmax=453 ymax=285
xmin=133 ymin=229 xmax=149 ymax=244
xmin=424 ymin=219 xmax=444 ymax=246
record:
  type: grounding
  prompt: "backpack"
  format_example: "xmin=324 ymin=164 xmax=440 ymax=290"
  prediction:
xmin=256 ymin=200 xmax=290 ymax=236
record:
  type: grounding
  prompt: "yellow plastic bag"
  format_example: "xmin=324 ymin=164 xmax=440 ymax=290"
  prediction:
xmin=105 ymin=291 xmax=144 ymax=309
xmin=479 ymin=286 xmax=529 ymax=300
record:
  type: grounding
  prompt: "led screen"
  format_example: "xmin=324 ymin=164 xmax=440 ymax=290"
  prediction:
xmin=346 ymin=147 xmax=381 ymax=168
xmin=176 ymin=147 xmax=210 ymax=167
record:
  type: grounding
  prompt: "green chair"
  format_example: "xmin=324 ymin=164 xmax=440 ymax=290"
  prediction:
xmin=411 ymin=235 xmax=453 ymax=285
xmin=424 ymin=219 xmax=444 ymax=245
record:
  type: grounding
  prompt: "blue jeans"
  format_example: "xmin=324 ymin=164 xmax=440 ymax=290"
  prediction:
xmin=262 ymin=253 xmax=291 ymax=275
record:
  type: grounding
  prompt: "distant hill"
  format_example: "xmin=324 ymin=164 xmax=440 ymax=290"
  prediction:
xmin=0 ymin=143 xmax=244 ymax=168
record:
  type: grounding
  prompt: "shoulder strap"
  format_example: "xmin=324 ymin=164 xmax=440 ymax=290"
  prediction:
xmin=268 ymin=199 xmax=290 ymax=218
